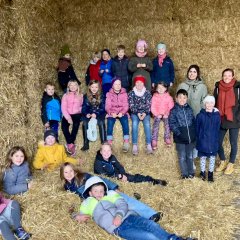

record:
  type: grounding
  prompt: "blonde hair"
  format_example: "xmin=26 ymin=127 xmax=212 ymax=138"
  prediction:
xmin=100 ymin=142 xmax=112 ymax=152
xmin=67 ymin=80 xmax=80 ymax=94
xmin=87 ymin=80 xmax=102 ymax=105
xmin=92 ymin=51 xmax=101 ymax=59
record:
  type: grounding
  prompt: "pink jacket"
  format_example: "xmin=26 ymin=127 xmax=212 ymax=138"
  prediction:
xmin=151 ymin=92 xmax=174 ymax=117
xmin=61 ymin=92 xmax=83 ymax=121
xmin=0 ymin=193 xmax=10 ymax=214
xmin=105 ymin=88 xmax=129 ymax=115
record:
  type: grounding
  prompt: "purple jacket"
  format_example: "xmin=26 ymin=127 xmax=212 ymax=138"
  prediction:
xmin=105 ymin=88 xmax=129 ymax=115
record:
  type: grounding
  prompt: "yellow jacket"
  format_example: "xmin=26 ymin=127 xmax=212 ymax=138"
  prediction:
xmin=33 ymin=143 xmax=78 ymax=171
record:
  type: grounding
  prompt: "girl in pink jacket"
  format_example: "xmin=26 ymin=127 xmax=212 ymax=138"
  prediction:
xmin=105 ymin=77 xmax=130 ymax=152
xmin=151 ymin=82 xmax=174 ymax=149
xmin=61 ymin=80 xmax=83 ymax=156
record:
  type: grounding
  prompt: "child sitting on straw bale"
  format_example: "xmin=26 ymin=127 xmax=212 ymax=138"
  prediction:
xmin=33 ymin=130 xmax=82 ymax=171
xmin=41 ymin=82 xmax=61 ymax=139
xmin=57 ymin=44 xmax=80 ymax=92
xmin=196 ymin=96 xmax=221 ymax=182
xmin=128 ymin=39 xmax=153 ymax=91
xmin=3 ymin=146 xmax=32 ymax=195
xmin=94 ymin=143 xmax=167 ymax=186
xmin=85 ymin=51 xmax=102 ymax=86
xmin=169 ymin=89 xmax=196 ymax=179
xmin=0 ymin=193 xmax=31 ymax=240
xmin=75 ymin=176 xmax=194 ymax=240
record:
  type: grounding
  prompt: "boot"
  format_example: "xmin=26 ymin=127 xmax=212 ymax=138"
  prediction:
xmin=99 ymin=122 xmax=106 ymax=144
xmin=208 ymin=171 xmax=214 ymax=182
xmin=224 ymin=163 xmax=234 ymax=175
xmin=81 ymin=125 xmax=89 ymax=151
xmin=200 ymin=171 xmax=206 ymax=181
xmin=216 ymin=160 xmax=228 ymax=172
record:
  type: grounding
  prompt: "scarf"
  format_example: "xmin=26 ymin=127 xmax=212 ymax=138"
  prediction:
xmin=158 ymin=53 xmax=167 ymax=67
xmin=135 ymin=50 xmax=147 ymax=58
xmin=217 ymin=79 xmax=236 ymax=121
xmin=58 ymin=58 xmax=71 ymax=72
xmin=133 ymin=86 xmax=146 ymax=97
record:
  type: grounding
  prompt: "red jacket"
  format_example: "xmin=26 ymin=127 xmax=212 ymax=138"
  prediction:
xmin=89 ymin=60 xmax=102 ymax=84
xmin=105 ymin=88 xmax=129 ymax=115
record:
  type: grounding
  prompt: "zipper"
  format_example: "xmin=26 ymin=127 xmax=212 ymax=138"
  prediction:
xmin=183 ymin=107 xmax=191 ymax=143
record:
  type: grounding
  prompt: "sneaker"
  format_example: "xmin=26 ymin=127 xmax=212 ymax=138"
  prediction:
xmin=151 ymin=140 xmax=157 ymax=150
xmin=149 ymin=212 xmax=164 ymax=222
xmin=146 ymin=144 xmax=153 ymax=154
xmin=15 ymin=227 xmax=31 ymax=240
xmin=132 ymin=144 xmax=138 ymax=155
xmin=224 ymin=163 xmax=234 ymax=175
xmin=153 ymin=179 xmax=168 ymax=186
xmin=122 ymin=141 xmax=129 ymax=153
xmin=71 ymin=144 xmax=77 ymax=156
xmin=165 ymin=138 xmax=172 ymax=147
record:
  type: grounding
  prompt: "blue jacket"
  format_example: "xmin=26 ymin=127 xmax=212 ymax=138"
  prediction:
xmin=3 ymin=162 xmax=32 ymax=195
xmin=151 ymin=56 xmax=175 ymax=85
xmin=111 ymin=56 xmax=131 ymax=89
xmin=196 ymin=108 xmax=221 ymax=155
xmin=64 ymin=173 xmax=118 ymax=199
xmin=169 ymin=103 xmax=196 ymax=144
xmin=41 ymin=92 xmax=61 ymax=124
xmin=81 ymin=94 xmax=106 ymax=119
xmin=99 ymin=59 xmax=114 ymax=85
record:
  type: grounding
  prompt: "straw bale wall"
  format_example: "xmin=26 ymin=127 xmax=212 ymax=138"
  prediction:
xmin=1 ymin=0 xmax=240 ymax=239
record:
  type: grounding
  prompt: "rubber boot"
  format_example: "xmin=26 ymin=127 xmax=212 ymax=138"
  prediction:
xmin=200 ymin=171 xmax=206 ymax=181
xmin=99 ymin=122 xmax=106 ymax=144
xmin=208 ymin=171 xmax=214 ymax=182
xmin=81 ymin=125 xmax=89 ymax=151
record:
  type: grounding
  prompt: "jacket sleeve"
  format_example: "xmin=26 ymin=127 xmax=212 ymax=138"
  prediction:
xmin=95 ymin=96 xmax=106 ymax=117
xmin=144 ymin=57 xmax=153 ymax=72
xmin=3 ymin=171 xmax=28 ymax=195
xmin=68 ymin=65 xmax=80 ymax=85
xmin=169 ymin=58 xmax=175 ymax=83
xmin=128 ymin=92 xmax=136 ymax=113
xmin=105 ymin=93 xmax=112 ymax=115
xmin=200 ymin=85 xmax=208 ymax=109
xmin=195 ymin=113 xmax=201 ymax=138
xmin=169 ymin=108 xmax=181 ymax=136
xmin=151 ymin=95 xmax=158 ymax=116
xmin=128 ymin=57 xmax=138 ymax=73
xmin=61 ymin=94 xmax=72 ymax=121
xmin=81 ymin=95 xmax=88 ymax=116
xmin=150 ymin=59 xmax=156 ymax=84
xmin=85 ymin=65 xmax=90 ymax=86
xmin=121 ymin=93 xmax=129 ymax=114
xmin=94 ymin=159 xmax=113 ymax=176
xmin=112 ymin=157 xmax=126 ymax=175
xmin=41 ymin=96 xmax=48 ymax=124
xmin=33 ymin=148 xmax=45 ymax=170
xmin=113 ymin=195 xmax=129 ymax=218
xmin=143 ymin=91 xmax=152 ymax=114
xmin=167 ymin=96 xmax=175 ymax=115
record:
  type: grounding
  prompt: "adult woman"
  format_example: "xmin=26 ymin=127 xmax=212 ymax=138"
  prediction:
xmin=214 ymin=68 xmax=240 ymax=175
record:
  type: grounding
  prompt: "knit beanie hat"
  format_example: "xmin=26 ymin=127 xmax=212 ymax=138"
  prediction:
xmin=87 ymin=118 xmax=98 ymax=142
xmin=101 ymin=48 xmax=111 ymax=56
xmin=60 ymin=44 xmax=71 ymax=57
xmin=44 ymin=130 xmax=57 ymax=141
xmin=157 ymin=43 xmax=167 ymax=51
xmin=203 ymin=95 xmax=215 ymax=107
xmin=136 ymin=40 xmax=148 ymax=49
xmin=111 ymin=76 xmax=121 ymax=87
xmin=134 ymin=75 xmax=146 ymax=85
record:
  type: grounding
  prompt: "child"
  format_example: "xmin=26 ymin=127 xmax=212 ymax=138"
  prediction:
xmin=94 ymin=143 xmax=167 ymax=186
xmin=128 ymin=75 xmax=152 ymax=155
xmin=41 ymin=82 xmax=61 ymax=138
xmin=81 ymin=80 xmax=106 ymax=151
xmin=3 ymin=146 xmax=32 ymax=195
xmin=75 ymin=176 xmax=193 ymax=240
xmin=105 ymin=77 xmax=130 ymax=152
xmin=61 ymin=80 xmax=83 ymax=156
xmin=57 ymin=44 xmax=80 ymax=92
xmin=151 ymin=82 xmax=174 ymax=149
xmin=151 ymin=42 xmax=175 ymax=87
xmin=128 ymin=39 xmax=153 ymax=91
xmin=85 ymin=51 xmax=102 ymax=86
xmin=169 ymin=89 xmax=196 ymax=179
xmin=111 ymin=45 xmax=131 ymax=91
xmin=196 ymin=96 xmax=221 ymax=182
xmin=0 ymin=194 xmax=31 ymax=240
xmin=60 ymin=162 xmax=162 ymax=221
xmin=99 ymin=49 xmax=113 ymax=96
xmin=33 ymin=130 xmax=81 ymax=171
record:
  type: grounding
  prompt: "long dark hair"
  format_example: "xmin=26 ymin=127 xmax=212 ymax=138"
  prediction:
xmin=187 ymin=64 xmax=200 ymax=80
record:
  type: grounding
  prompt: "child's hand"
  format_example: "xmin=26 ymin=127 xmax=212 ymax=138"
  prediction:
xmin=152 ymin=83 xmax=155 ymax=88
xmin=105 ymin=69 xmax=109 ymax=73
xmin=75 ymin=214 xmax=90 ymax=223
xmin=68 ymin=119 xmax=73 ymax=124
xmin=137 ymin=63 xmax=142 ymax=68
xmin=100 ymin=70 xmax=104 ymax=74
xmin=118 ymin=113 xmax=123 ymax=118
xmin=170 ymin=82 xmax=173 ymax=87
xmin=86 ymin=114 xmax=91 ymax=118
xmin=45 ymin=122 xmax=50 ymax=128
xmin=91 ymin=113 xmax=96 ymax=118
xmin=111 ymin=113 xmax=117 ymax=118
xmin=121 ymin=175 xmax=128 ymax=182
xmin=137 ymin=113 xmax=142 ymax=119
xmin=141 ymin=113 xmax=146 ymax=119
xmin=27 ymin=181 xmax=33 ymax=189
xmin=141 ymin=63 xmax=146 ymax=68
xmin=113 ymin=215 xmax=122 ymax=227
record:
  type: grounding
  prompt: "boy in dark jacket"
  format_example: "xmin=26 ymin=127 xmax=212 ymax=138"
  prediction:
xmin=111 ymin=45 xmax=131 ymax=91
xmin=94 ymin=143 xmax=167 ymax=186
xmin=41 ymin=83 xmax=61 ymax=138
xmin=169 ymin=89 xmax=196 ymax=179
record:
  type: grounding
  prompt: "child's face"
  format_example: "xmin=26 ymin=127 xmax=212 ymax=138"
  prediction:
xmin=45 ymin=85 xmax=55 ymax=96
xmin=188 ymin=68 xmax=198 ymax=81
xmin=113 ymin=80 xmax=121 ymax=92
xmin=90 ymin=83 xmax=99 ymax=95
xmin=135 ymin=80 xmax=144 ymax=91
xmin=157 ymin=48 xmax=166 ymax=55
xmin=205 ymin=102 xmax=215 ymax=112
xmin=117 ymin=49 xmax=125 ymax=59
xmin=157 ymin=84 xmax=167 ymax=94
xmin=69 ymin=82 xmax=78 ymax=92
xmin=64 ymin=53 xmax=71 ymax=59
xmin=63 ymin=165 xmax=75 ymax=182
xmin=45 ymin=135 xmax=56 ymax=146
xmin=137 ymin=46 xmax=145 ymax=53
xmin=93 ymin=56 xmax=100 ymax=63
xmin=176 ymin=94 xmax=188 ymax=106
xmin=102 ymin=51 xmax=110 ymax=61
xmin=100 ymin=145 xmax=112 ymax=160
xmin=89 ymin=185 xmax=105 ymax=200
xmin=223 ymin=71 xmax=233 ymax=84
xmin=11 ymin=150 xmax=25 ymax=166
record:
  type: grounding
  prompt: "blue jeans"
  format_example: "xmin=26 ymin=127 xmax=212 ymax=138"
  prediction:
xmin=131 ymin=114 xmax=151 ymax=144
xmin=114 ymin=215 xmax=180 ymax=240
xmin=119 ymin=193 xmax=156 ymax=219
xmin=107 ymin=115 xmax=129 ymax=140
xmin=176 ymin=143 xmax=195 ymax=177
xmin=218 ymin=127 xmax=239 ymax=163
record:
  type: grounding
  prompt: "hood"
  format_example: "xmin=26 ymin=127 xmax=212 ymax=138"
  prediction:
xmin=109 ymin=88 xmax=127 ymax=94
xmin=82 ymin=176 xmax=108 ymax=199
xmin=113 ymin=55 xmax=128 ymax=61
xmin=184 ymin=77 xmax=205 ymax=86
